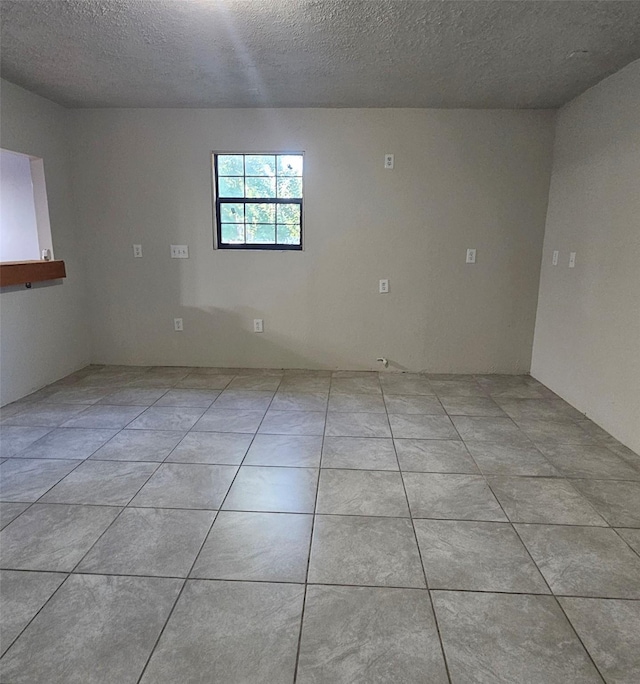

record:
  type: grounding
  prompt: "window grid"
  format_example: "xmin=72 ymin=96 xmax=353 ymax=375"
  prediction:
xmin=214 ymin=153 xmax=303 ymax=250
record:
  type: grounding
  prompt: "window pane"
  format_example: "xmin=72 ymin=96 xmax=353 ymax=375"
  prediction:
xmin=277 ymin=177 xmax=302 ymax=198
xmin=218 ymin=176 xmax=244 ymax=198
xmin=221 ymin=223 xmax=245 ymax=243
xmin=247 ymin=224 xmax=276 ymax=244
xmin=220 ymin=203 xmax=244 ymax=223
xmin=245 ymin=176 xmax=276 ymax=198
xmin=277 ymin=203 xmax=301 ymax=224
xmin=277 ymin=155 xmax=303 ymax=177
xmin=244 ymin=155 xmax=276 ymax=177
xmin=217 ymin=154 xmax=244 ymax=176
xmin=277 ymin=224 xmax=301 ymax=245
xmin=246 ymin=203 xmax=275 ymax=224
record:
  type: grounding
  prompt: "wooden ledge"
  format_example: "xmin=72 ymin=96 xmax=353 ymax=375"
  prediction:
xmin=0 ymin=260 xmax=66 ymax=287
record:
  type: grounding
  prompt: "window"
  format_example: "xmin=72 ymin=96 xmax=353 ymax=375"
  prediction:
xmin=213 ymin=153 xmax=303 ymax=250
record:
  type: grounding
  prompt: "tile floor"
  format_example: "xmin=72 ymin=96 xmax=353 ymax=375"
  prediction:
xmin=0 ymin=365 xmax=639 ymax=683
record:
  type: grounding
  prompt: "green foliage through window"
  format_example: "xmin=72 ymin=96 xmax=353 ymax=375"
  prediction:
xmin=214 ymin=153 xmax=303 ymax=249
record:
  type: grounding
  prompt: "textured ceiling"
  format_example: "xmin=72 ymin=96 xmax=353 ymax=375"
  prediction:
xmin=2 ymin=0 xmax=640 ymax=109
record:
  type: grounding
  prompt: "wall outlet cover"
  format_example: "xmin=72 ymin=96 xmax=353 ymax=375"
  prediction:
xmin=466 ymin=248 xmax=477 ymax=264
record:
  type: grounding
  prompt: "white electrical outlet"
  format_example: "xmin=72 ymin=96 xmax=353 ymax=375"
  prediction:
xmin=379 ymin=279 xmax=389 ymax=294
xmin=133 ymin=244 xmax=143 ymax=258
xmin=552 ymin=250 xmax=559 ymax=266
xmin=174 ymin=318 xmax=183 ymax=331
xmin=384 ymin=154 xmax=394 ymax=170
xmin=569 ymin=252 xmax=576 ymax=268
xmin=170 ymin=245 xmax=189 ymax=259
xmin=253 ymin=319 xmax=264 ymax=333
xmin=466 ymin=248 xmax=477 ymax=264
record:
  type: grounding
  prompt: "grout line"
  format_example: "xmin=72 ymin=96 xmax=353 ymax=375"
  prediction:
xmin=390 ymin=390 xmax=453 ymax=684
xmin=134 ymin=373 xmax=282 ymax=684
xmin=291 ymin=367 xmax=330 ymax=682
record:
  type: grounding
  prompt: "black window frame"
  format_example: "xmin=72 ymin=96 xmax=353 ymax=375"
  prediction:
xmin=213 ymin=152 xmax=304 ymax=251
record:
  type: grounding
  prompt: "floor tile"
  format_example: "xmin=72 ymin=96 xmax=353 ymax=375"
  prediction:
xmin=270 ymin=390 xmax=328 ymax=411
xmin=18 ymin=428 xmax=118 ymax=460
xmin=0 ymin=574 xmax=181 ymax=684
xmin=191 ymin=511 xmax=312 ymax=582
xmin=244 ymin=434 xmax=322 ymax=467
xmin=0 ymin=458 xmax=79 ymax=502
xmin=308 ymin=515 xmax=425 ymax=587
xmin=42 ymin=386 xmax=115 ymax=404
xmin=4 ymin=404 xmax=91 ymax=427
xmin=432 ymin=591 xmax=602 ymax=684
xmin=429 ymin=378 xmax=487 ymax=397
xmin=616 ymin=528 xmax=640 ymax=555
xmin=125 ymin=406 xmax=206 ymax=431
xmin=440 ymin=396 xmax=505 ymax=416
xmin=192 ymin=408 xmax=265 ymax=433
xmin=77 ymin=507 xmax=215 ymax=577
xmin=297 ymin=585 xmax=448 ymax=684
xmin=279 ymin=376 xmax=331 ymax=392
xmin=395 ymin=439 xmax=478 ymax=473
xmin=331 ymin=377 xmax=382 ymax=395
xmin=227 ymin=375 xmax=282 ymax=391
xmin=488 ymin=476 xmax=607 ymax=526
xmin=560 ymin=597 xmax=640 ymax=684
xmin=451 ymin=416 xmax=530 ymax=445
xmin=495 ymin=398 xmax=574 ymax=421
xmin=40 ymin=460 xmax=157 ymax=505
xmin=0 ymin=570 xmax=67 ymax=657
xmin=167 ymin=431 xmax=253 ymax=464
xmin=380 ymin=374 xmax=434 ymax=396
xmin=516 ymin=419 xmax=596 ymax=446
xmin=176 ymin=373 xmax=235 ymax=389
xmin=223 ymin=465 xmax=317 ymax=513
xmin=325 ymin=412 xmax=391 ymax=438
xmin=464 ymin=441 xmax=559 ymax=476
xmin=516 ymin=524 xmax=640 ymax=598
xmin=414 ymin=519 xmax=549 ymax=593
xmin=140 ymin=580 xmax=303 ymax=684
xmin=212 ymin=389 xmax=273 ymax=410
xmin=571 ymin=479 xmax=640 ymax=527
xmin=97 ymin=387 xmax=168 ymax=405
xmin=259 ymin=409 xmax=326 ymax=435
xmin=316 ymin=469 xmax=410 ymax=517
xmin=130 ymin=463 xmax=237 ymax=509
xmin=328 ymin=393 xmax=387 ymax=413
xmin=0 ymin=503 xmax=120 ymax=571
xmin=384 ymin=394 xmax=445 ymax=415
xmin=153 ymin=389 xmax=220 ymax=408
xmin=538 ymin=444 xmax=640 ymax=480
xmin=61 ymin=405 xmax=145 ymax=429
xmin=0 ymin=426 xmax=52 ymax=457
xmin=0 ymin=502 xmax=29 ymax=530
xmin=389 ymin=414 xmax=457 ymax=439
xmin=403 ymin=473 xmax=506 ymax=521
xmin=321 ymin=436 xmax=398 ymax=470
xmin=90 ymin=429 xmax=184 ymax=462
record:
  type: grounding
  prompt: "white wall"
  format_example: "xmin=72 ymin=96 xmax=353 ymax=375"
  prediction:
xmin=0 ymin=80 xmax=90 ymax=405
xmin=71 ymin=108 xmax=555 ymax=373
xmin=532 ymin=60 xmax=640 ymax=453
xmin=0 ymin=149 xmax=40 ymax=262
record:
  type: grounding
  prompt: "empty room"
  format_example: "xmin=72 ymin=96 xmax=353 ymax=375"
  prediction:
xmin=1 ymin=0 xmax=639 ymax=682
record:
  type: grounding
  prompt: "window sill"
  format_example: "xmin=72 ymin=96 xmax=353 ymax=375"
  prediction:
xmin=0 ymin=260 xmax=66 ymax=287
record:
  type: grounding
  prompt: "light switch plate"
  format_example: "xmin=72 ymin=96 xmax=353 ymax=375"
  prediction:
xmin=569 ymin=252 xmax=576 ymax=268
xmin=133 ymin=244 xmax=143 ymax=258
xmin=552 ymin=250 xmax=559 ymax=266
xmin=174 ymin=318 xmax=183 ymax=331
xmin=170 ymin=245 xmax=189 ymax=259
